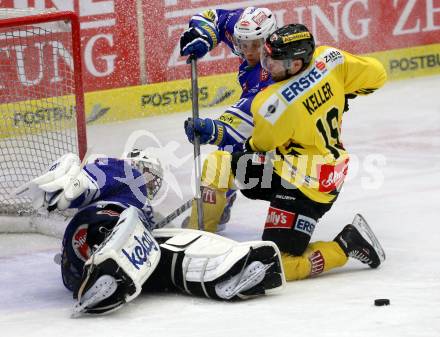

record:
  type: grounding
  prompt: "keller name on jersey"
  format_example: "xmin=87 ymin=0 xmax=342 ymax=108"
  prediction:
xmin=302 ymin=82 xmax=334 ymax=115
xmin=258 ymin=48 xmax=344 ymax=124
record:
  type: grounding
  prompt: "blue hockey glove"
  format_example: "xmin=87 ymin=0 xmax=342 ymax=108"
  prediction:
xmin=180 ymin=26 xmax=217 ymax=59
xmin=184 ymin=117 xmax=225 ymax=146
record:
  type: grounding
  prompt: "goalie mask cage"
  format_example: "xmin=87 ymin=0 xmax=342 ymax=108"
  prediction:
xmin=0 ymin=8 xmax=86 ymax=234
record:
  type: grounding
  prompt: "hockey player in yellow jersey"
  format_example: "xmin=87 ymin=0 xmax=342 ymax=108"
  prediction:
xmin=199 ymin=23 xmax=387 ymax=281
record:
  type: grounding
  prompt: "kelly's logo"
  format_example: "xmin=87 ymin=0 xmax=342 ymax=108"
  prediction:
xmin=265 ymin=207 xmax=296 ymax=229
xmin=122 ymin=231 xmax=159 ymax=270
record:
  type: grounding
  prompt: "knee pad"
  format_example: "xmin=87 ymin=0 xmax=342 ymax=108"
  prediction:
xmin=262 ymin=191 xmax=333 ymax=255
xmin=262 ymin=205 xmax=318 ymax=256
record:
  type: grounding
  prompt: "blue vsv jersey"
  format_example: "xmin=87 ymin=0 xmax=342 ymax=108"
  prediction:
xmin=68 ymin=158 xmax=155 ymax=228
xmin=189 ymin=8 xmax=274 ymax=150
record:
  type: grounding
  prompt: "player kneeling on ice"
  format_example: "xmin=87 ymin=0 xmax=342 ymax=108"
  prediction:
xmin=180 ymin=7 xmax=277 ymax=233
xmin=186 ymin=24 xmax=387 ymax=282
xmin=20 ymin=150 xmax=285 ymax=315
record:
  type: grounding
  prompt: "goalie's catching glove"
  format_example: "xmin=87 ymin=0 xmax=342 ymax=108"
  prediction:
xmin=30 ymin=153 xmax=95 ymax=210
xmin=184 ymin=117 xmax=225 ymax=146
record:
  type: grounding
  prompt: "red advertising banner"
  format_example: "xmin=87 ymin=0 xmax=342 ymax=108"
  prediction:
xmin=1 ymin=0 xmax=440 ymax=93
xmin=0 ymin=0 xmax=139 ymax=94
xmin=144 ymin=0 xmax=440 ymax=83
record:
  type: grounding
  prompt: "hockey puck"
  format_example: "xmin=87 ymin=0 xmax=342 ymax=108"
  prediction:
xmin=374 ymin=299 xmax=390 ymax=306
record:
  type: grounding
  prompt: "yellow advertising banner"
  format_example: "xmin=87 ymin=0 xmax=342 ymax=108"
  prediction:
xmin=2 ymin=43 xmax=440 ymax=139
xmin=368 ymin=43 xmax=440 ymax=81
xmin=84 ymin=72 xmax=241 ymax=124
xmin=0 ymin=72 xmax=241 ymax=137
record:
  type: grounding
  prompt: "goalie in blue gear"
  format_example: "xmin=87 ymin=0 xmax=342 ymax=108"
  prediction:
xmin=180 ymin=7 xmax=277 ymax=232
xmin=20 ymin=150 xmax=285 ymax=316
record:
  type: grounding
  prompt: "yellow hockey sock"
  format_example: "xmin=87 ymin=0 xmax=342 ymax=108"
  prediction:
xmin=281 ymin=241 xmax=348 ymax=281
xmin=187 ymin=187 xmax=227 ymax=233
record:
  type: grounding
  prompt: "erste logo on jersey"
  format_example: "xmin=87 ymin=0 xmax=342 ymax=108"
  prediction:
xmin=279 ymin=48 xmax=344 ymax=104
xmin=265 ymin=207 xmax=296 ymax=229
xmin=315 ymin=60 xmax=327 ymax=72
xmin=294 ymin=214 xmax=316 ymax=236
xmin=281 ymin=68 xmax=324 ymax=103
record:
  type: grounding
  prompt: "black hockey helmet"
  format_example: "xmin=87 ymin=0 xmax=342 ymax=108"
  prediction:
xmin=264 ymin=24 xmax=315 ymax=67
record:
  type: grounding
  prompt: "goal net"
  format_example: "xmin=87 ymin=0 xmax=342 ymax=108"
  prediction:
xmin=0 ymin=8 xmax=86 ymax=235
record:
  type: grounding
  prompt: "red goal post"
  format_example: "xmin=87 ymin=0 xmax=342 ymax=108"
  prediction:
xmin=0 ymin=8 xmax=87 ymax=232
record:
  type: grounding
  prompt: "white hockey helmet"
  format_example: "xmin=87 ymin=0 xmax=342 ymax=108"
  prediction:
xmin=233 ymin=7 xmax=277 ymax=58
xmin=123 ymin=149 xmax=163 ymax=200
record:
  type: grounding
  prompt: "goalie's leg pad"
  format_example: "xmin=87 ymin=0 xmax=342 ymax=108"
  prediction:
xmin=74 ymin=207 xmax=161 ymax=315
xmin=153 ymin=228 xmax=285 ymax=300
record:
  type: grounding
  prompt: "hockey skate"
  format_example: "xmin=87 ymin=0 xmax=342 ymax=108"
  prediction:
xmin=334 ymin=214 xmax=386 ymax=268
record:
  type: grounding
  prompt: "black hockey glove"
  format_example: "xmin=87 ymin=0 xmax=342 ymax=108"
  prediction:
xmin=344 ymin=94 xmax=357 ymax=112
xmin=180 ymin=26 xmax=213 ymax=58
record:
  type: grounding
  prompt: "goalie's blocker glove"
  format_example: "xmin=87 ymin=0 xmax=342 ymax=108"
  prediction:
xmin=184 ymin=117 xmax=225 ymax=146
xmin=180 ymin=25 xmax=218 ymax=59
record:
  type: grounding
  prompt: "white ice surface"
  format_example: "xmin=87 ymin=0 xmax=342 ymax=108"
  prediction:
xmin=1 ymin=75 xmax=440 ymax=337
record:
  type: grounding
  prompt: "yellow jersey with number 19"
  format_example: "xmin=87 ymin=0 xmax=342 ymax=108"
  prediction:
xmin=248 ymin=46 xmax=387 ymax=203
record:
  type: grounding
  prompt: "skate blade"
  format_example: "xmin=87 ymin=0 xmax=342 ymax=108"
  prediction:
xmin=352 ymin=214 xmax=386 ymax=263
xmin=72 ymin=275 xmax=117 ymax=317
xmin=215 ymin=261 xmax=273 ymax=300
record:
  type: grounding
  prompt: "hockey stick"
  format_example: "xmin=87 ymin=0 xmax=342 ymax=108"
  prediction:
xmin=189 ymin=55 xmax=204 ymax=231
xmin=155 ymin=199 xmax=192 ymax=229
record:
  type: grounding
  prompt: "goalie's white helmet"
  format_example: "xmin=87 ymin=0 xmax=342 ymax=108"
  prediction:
xmin=123 ymin=149 xmax=163 ymax=200
xmin=233 ymin=7 xmax=277 ymax=58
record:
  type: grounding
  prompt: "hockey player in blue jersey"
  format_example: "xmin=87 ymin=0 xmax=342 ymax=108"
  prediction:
xmin=180 ymin=7 xmax=277 ymax=232
xmin=21 ymin=150 xmax=285 ymax=315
